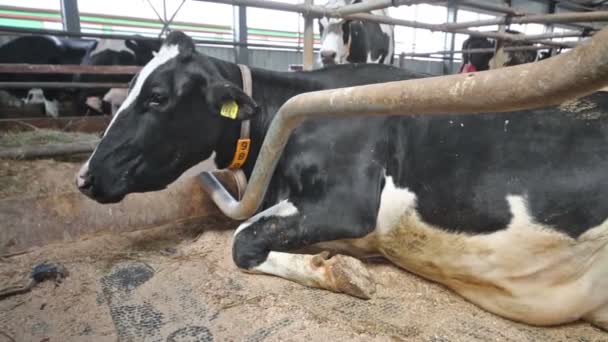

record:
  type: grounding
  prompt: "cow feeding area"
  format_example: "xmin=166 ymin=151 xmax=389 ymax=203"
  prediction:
xmin=0 ymin=129 xmax=607 ymax=341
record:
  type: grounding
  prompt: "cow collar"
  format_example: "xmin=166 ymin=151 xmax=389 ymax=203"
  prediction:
xmin=224 ymin=64 xmax=252 ymax=199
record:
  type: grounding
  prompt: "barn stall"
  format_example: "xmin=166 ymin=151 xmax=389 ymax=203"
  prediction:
xmin=1 ymin=0 xmax=608 ymax=341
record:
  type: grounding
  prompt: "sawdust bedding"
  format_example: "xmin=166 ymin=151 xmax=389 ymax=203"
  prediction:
xmin=0 ymin=217 xmax=605 ymax=342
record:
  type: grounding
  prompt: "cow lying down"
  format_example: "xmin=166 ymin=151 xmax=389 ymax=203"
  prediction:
xmin=76 ymin=31 xmax=608 ymax=331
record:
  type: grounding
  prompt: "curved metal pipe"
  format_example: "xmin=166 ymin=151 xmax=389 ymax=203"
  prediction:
xmin=200 ymin=27 xmax=608 ymax=220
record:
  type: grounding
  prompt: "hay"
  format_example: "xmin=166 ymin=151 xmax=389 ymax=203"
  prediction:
xmin=0 ymin=129 xmax=98 ymax=149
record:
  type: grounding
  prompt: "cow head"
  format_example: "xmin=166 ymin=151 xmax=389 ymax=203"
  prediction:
xmin=460 ymin=31 xmax=540 ymax=73
xmin=76 ymin=31 xmax=258 ymax=203
xmin=460 ymin=36 xmax=494 ymax=72
xmin=318 ymin=16 xmax=352 ymax=65
xmin=319 ymin=0 xmax=362 ymax=66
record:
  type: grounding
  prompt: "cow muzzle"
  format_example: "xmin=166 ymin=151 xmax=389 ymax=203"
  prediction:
xmin=76 ymin=161 xmax=94 ymax=198
xmin=320 ymin=50 xmax=337 ymax=66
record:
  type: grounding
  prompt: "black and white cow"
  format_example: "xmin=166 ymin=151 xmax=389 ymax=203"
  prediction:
xmin=76 ymin=37 xmax=161 ymax=115
xmin=318 ymin=0 xmax=394 ymax=66
xmin=77 ymin=31 xmax=608 ymax=331
xmin=0 ymin=35 xmax=95 ymax=117
xmin=459 ymin=31 xmax=539 ymax=72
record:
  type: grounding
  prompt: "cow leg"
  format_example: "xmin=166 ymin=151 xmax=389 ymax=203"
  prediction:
xmin=232 ymin=200 xmax=377 ymax=299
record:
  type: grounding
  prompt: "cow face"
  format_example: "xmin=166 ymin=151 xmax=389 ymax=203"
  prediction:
xmin=318 ymin=17 xmax=352 ymax=66
xmin=460 ymin=36 xmax=494 ymax=72
xmin=76 ymin=31 xmax=258 ymax=203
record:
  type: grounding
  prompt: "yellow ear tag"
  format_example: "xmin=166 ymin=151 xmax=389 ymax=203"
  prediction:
xmin=220 ymin=101 xmax=239 ymax=119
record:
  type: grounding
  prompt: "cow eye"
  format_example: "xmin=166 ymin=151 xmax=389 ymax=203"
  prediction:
xmin=148 ymin=92 xmax=167 ymax=108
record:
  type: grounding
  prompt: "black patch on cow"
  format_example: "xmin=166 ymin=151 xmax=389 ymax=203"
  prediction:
xmin=342 ymin=20 xmax=351 ymax=45
xmin=346 ymin=21 xmax=392 ymax=64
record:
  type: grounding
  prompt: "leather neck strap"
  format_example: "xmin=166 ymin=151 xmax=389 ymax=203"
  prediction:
xmin=225 ymin=64 xmax=252 ymax=199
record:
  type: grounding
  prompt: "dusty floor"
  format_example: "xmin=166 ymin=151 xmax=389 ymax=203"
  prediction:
xmin=0 ymin=217 xmax=606 ymax=342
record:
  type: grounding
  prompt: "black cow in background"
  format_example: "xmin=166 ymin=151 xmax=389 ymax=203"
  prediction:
xmin=0 ymin=34 xmax=160 ymax=117
xmin=459 ymin=30 xmax=539 ymax=73
xmin=0 ymin=35 xmax=95 ymax=117
xmin=318 ymin=0 xmax=394 ymax=66
xmin=75 ymin=37 xmax=161 ymax=115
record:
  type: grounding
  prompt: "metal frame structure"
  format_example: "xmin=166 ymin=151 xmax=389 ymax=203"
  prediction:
xmin=2 ymin=0 xmax=607 ymax=67
xmin=0 ymin=1 xmax=605 ymax=86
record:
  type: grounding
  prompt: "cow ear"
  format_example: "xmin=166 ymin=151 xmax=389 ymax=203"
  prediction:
xmin=163 ymin=31 xmax=195 ymax=60
xmin=205 ymin=83 xmax=259 ymax=121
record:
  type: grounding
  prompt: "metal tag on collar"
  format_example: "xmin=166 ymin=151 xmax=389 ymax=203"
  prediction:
xmin=228 ymin=138 xmax=251 ymax=169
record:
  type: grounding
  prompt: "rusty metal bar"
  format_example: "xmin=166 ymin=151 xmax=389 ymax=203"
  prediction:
xmin=0 ymin=82 xmax=129 ymax=89
xmin=334 ymin=0 xmax=442 ymax=16
xmin=445 ymin=11 xmax=608 ymax=30
xmin=401 ymin=45 xmax=557 ymax=58
xmin=0 ymin=64 xmax=141 ymax=75
xmin=457 ymin=0 xmax=522 ymax=16
xmin=200 ymin=26 xmax=608 ymax=220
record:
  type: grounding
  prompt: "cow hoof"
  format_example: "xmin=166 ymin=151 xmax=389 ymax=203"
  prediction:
xmin=313 ymin=253 xmax=376 ymax=299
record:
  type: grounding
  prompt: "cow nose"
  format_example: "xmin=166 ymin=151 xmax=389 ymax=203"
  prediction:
xmin=76 ymin=161 xmax=94 ymax=196
xmin=321 ymin=50 xmax=337 ymax=64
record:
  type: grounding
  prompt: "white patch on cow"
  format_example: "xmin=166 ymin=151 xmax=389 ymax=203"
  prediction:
xmin=235 ymin=200 xmax=299 ymax=236
xmin=86 ymin=96 xmax=103 ymax=112
xmin=366 ymin=52 xmax=381 ymax=64
xmin=374 ymin=191 xmax=608 ymax=326
xmin=23 ymin=88 xmax=58 ymax=118
xmin=319 ymin=18 xmax=350 ymax=65
xmin=504 ymin=119 xmax=510 ymax=132
xmin=103 ymin=88 xmax=128 ymax=115
xmin=44 ymin=99 xmax=59 ymax=118
xmin=23 ymin=88 xmax=45 ymax=104
xmin=376 ymin=175 xmax=416 ymax=235
xmin=89 ymin=39 xmax=132 ymax=57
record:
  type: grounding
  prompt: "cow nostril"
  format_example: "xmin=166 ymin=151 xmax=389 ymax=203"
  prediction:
xmin=76 ymin=162 xmax=95 ymax=196
xmin=321 ymin=50 xmax=337 ymax=62
xmin=77 ymin=172 xmax=93 ymax=189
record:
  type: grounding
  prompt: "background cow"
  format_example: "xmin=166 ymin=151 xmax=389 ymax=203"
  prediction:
xmin=0 ymin=35 xmax=94 ymax=117
xmin=77 ymin=31 xmax=608 ymax=332
xmin=318 ymin=0 xmax=394 ymax=66
xmin=459 ymin=30 xmax=539 ymax=72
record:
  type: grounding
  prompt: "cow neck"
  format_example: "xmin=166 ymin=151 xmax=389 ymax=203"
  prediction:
xmin=223 ymin=64 xmax=252 ymax=200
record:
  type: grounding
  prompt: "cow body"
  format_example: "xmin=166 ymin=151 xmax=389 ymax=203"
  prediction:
xmin=77 ymin=32 xmax=608 ymax=331
xmin=318 ymin=0 xmax=394 ymax=66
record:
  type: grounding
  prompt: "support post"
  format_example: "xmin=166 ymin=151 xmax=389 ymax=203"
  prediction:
xmin=443 ymin=0 xmax=457 ymax=75
xmin=233 ymin=5 xmax=249 ymax=64
xmin=303 ymin=0 xmax=315 ymax=70
xmin=60 ymin=0 xmax=81 ymax=34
